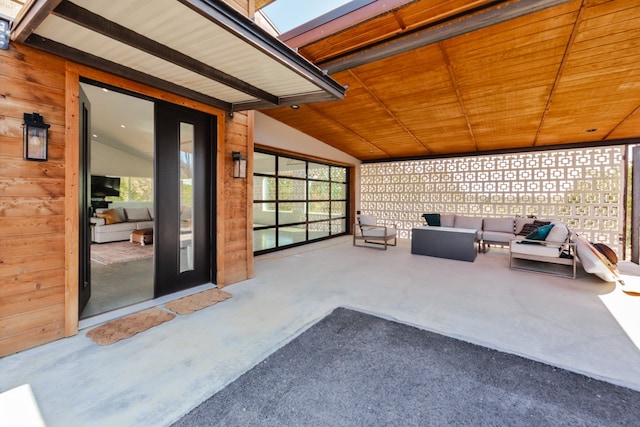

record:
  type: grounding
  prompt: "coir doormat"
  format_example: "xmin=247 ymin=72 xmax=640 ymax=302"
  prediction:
xmin=86 ymin=307 xmax=175 ymax=346
xmin=165 ymin=288 xmax=233 ymax=315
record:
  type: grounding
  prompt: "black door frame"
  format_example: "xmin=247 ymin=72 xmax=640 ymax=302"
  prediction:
xmin=79 ymin=80 xmax=217 ymax=316
xmin=79 ymin=86 xmax=92 ymax=314
xmin=154 ymin=101 xmax=216 ymax=297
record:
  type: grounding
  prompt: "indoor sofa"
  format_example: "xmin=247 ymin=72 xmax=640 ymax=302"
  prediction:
xmin=91 ymin=206 xmax=154 ymax=243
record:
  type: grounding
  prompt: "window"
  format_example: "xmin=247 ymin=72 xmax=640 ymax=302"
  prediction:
xmin=105 ymin=177 xmax=153 ymax=202
xmin=253 ymin=151 xmax=349 ymax=254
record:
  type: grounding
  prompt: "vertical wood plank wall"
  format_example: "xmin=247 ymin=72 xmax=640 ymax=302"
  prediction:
xmin=0 ymin=44 xmax=67 ymax=357
xmin=219 ymin=111 xmax=254 ymax=285
xmin=0 ymin=42 xmax=255 ymax=357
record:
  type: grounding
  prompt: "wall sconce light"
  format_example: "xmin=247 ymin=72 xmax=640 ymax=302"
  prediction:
xmin=0 ymin=17 xmax=10 ymax=50
xmin=232 ymin=151 xmax=247 ymax=179
xmin=23 ymin=112 xmax=50 ymax=161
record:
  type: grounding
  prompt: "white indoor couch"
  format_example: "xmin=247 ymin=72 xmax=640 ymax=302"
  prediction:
xmin=91 ymin=205 xmax=154 ymax=243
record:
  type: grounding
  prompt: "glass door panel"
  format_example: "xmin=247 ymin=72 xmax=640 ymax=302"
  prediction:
xmin=179 ymin=123 xmax=194 ymax=273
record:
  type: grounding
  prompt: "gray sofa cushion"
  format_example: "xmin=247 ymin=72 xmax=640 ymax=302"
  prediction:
xmin=93 ymin=221 xmax=137 ymax=233
xmin=482 ymin=230 xmax=514 ymax=244
xmin=440 ymin=214 xmax=455 ymax=227
xmin=454 ymin=215 xmax=483 ymax=230
xmin=136 ymin=221 xmax=154 ymax=230
xmin=125 ymin=207 xmax=151 ymax=222
xmin=483 ymin=217 xmax=514 ymax=233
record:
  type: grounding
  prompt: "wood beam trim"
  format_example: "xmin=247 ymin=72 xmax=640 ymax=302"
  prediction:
xmin=361 ymin=138 xmax=640 ymax=163
xmin=246 ymin=111 xmax=254 ymax=279
xmin=438 ymin=43 xmax=478 ymax=151
xmin=24 ymin=35 xmax=234 ymax=112
xmin=533 ymin=0 xmax=585 ymax=146
xmin=51 ymin=1 xmax=280 ymax=106
xmin=605 ymin=105 xmax=640 ymax=141
xmin=64 ymin=63 xmax=79 ymax=337
xmin=319 ymin=0 xmax=573 ymax=74
xmin=281 ymin=0 xmax=410 ymax=47
xmin=348 ymin=69 xmax=431 ymax=154
xmin=11 ymin=0 xmax=62 ymax=43
xmin=237 ymin=91 xmax=342 ymax=111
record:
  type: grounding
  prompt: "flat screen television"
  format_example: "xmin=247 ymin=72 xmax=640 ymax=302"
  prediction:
xmin=91 ymin=175 xmax=121 ymax=198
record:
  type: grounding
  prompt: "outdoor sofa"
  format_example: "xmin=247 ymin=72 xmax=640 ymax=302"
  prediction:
xmin=421 ymin=213 xmax=574 ymax=277
xmin=421 ymin=213 xmax=620 ymax=282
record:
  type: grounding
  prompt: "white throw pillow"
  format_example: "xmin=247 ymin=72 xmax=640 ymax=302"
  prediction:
xmin=545 ymin=223 xmax=569 ymax=243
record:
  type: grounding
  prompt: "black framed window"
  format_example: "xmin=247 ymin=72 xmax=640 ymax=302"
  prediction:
xmin=253 ymin=150 xmax=349 ymax=254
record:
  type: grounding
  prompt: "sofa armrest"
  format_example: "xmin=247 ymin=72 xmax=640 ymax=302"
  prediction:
xmin=90 ymin=217 xmax=106 ymax=226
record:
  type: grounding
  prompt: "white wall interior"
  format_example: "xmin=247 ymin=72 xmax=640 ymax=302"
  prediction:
xmin=91 ymin=140 xmax=153 ymax=178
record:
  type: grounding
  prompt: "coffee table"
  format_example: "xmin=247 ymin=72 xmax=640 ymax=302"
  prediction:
xmin=130 ymin=228 xmax=153 ymax=246
xmin=411 ymin=226 xmax=477 ymax=262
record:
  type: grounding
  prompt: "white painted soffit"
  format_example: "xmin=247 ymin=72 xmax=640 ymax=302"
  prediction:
xmin=11 ymin=0 xmax=346 ymax=112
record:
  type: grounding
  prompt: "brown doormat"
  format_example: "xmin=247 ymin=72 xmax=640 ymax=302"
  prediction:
xmin=165 ymin=288 xmax=233 ymax=315
xmin=86 ymin=307 xmax=175 ymax=346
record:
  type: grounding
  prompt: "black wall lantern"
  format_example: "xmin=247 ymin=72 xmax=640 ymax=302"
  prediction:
xmin=232 ymin=151 xmax=247 ymax=178
xmin=23 ymin=112 xmax=50 ymax=161
xmin=0 ymin=17 xmax=10 ymax=50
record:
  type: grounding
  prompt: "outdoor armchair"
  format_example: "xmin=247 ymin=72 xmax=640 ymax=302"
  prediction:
xmin=353 ymin=214 xmax=397 ymax=250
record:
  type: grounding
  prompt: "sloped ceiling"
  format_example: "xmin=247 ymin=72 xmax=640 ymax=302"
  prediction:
xmin=260 ymin=0 xmax=640 ymax=161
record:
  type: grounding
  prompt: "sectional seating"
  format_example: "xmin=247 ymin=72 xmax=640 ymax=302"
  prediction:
xmin=420 ymin=212 xmax=622 ymax=280
xmin=422 ymin=213 xmax=569 ymax=251
xmin=91 ymin=206 xmax=154 ymax=243
xmin=423 ymin=213 xmax=483 ymax=243
xmin=508 ymin=222 xmax=575 ymax=278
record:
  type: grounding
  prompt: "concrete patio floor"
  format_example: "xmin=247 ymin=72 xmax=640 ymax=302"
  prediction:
xmin=2 ymin=236 xmax=640 ymax=426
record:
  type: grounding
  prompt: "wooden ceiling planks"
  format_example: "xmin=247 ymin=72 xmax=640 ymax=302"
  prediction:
xmin=261 ymin=0 xmax=640 ymax=161
xmin=537 ymin=0 xmax=640 ymax=145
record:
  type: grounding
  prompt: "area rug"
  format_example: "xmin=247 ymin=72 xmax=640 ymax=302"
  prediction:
xmin=91 ymin=241 xmax=153 ymax=265
xmin=86 ymin=307 xmax=175 ymax=346
xmin=172 ymin=307 xmax=640 ymax=426
xmin=165 ymin=289 xmax=233 ymax=315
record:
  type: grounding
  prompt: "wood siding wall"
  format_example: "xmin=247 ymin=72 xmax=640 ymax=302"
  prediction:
xmin=219 ymin=111 xmax=254 ymax=285
xmin=0 ymin=41 xmax=254 ymax=357
xmin=0 ymin=44 xmax=67 ymax=357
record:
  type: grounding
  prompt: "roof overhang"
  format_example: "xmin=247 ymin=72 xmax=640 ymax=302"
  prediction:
xmin=10 ymin=0 xmax=346 ymax=112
